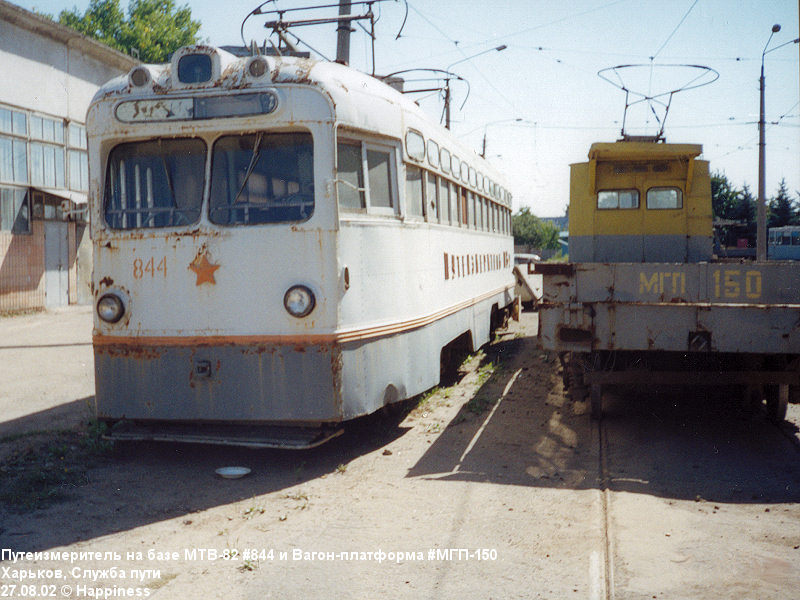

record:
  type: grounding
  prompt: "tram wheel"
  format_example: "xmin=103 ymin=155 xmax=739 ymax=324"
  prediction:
xmin=765 ymin=384 xmax=788 ymax=423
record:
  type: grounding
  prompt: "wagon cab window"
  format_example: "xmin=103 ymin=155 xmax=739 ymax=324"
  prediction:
xmin=597 ymin=189 xmax=639 ymax=210
xmin=104 ymin=138 xmax=205 ymax=229
xmin=646 ymin=186 xmax=682 ymax=209
xmin=209 ymin=132 xmax=314 ymax=225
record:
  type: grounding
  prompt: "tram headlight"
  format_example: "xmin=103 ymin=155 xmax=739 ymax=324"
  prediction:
xmin=129 ymin=66 xmax=152 ymax=87
xmin=97 ymin=293 xmax=125 ymax=324
xmin=284 ymin=285 xmax=315 ymax=318
xmin=247 ymin=56 xmax=269 ymax=78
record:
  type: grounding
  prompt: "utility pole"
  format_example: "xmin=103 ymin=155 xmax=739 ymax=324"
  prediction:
xmin=444 ymin=79 xmax=451 ymax=129
xmin=335 ymin=0 xmax=352 ymax=64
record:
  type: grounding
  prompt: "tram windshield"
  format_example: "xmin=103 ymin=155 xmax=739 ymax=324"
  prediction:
xmin=209 ymin=132 xmax=314 ymax=225
xmin=104 ymin=138 xmax=205 ymax=230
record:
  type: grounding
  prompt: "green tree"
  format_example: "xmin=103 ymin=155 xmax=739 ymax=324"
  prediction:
xmin=512 ymin=207 xmax=560 ymax=249
xmin=58 ymin=0 xmax=200 ymax=63
xmin=768 ymin=178 xmax=797 ymax=229
xmin=710 ymin=171 xmax=740 ymax=220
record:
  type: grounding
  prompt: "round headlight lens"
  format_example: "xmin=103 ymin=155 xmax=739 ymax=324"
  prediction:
xmin=129 ymin=66 xmax=151 ymax=87
xmin=97 ymin=294 xmax=125 ymax=323
xmin=248 ymin=56 xmax=268 ymax=78
xmin=284 ymin=285 xmax=315 ymax=318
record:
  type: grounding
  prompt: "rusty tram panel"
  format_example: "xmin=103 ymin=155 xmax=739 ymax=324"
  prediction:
xmin=87 ymin=43 xmax=516 ymax=448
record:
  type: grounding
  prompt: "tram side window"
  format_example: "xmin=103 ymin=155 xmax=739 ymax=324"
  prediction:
xmin=646 ymin=187 xmax=682 ymax=209
xmin=337 ymin=142 xmax=365 ymax=210
xmin=105 ymin=138 xmax=205 ymax=230
xmin=210 ymin=132 xmax=314 ymax=225
xmin=425 ymin=172 xmax=438 ymax=222
xmin=337 ymin=140 xmax=397 ymax=214
xmin=367 ymin=149 xmax=393 ymax=209
xmin=405 ymin=165 xmax=424 ymax=218
xmin=459 ymin=186 xmax=468 ymax=227
xmin=439 ymin=177 xmax=450 ymax=224
xmin=597 ymin=189 xmax=639 ymax=209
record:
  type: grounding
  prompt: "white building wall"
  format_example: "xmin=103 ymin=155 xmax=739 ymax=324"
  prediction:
xmin=0 ymin=1 xmax=136 ymax=311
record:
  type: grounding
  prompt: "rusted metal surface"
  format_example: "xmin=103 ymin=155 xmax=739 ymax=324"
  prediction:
xmin=104 ymin=422 xmax=344 ymax=449
xmin=539 ymin=261 xmax=800 ymax=354
xmin=87 ymin=42 xmax=516 ymax=447
xmin=94 ymin=340 xmax=342 ymax=423
xmin=533 ymin=262 xmax=575 ymax=276
xmin=584 ymin=370 xmax=800 ymax=386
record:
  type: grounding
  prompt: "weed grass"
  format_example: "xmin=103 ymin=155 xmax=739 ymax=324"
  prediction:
xmin=0 ymin=420 xmax=113 ymax=512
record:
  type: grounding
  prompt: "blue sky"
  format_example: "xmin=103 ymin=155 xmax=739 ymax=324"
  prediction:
xmin=15 ymin=0 xmax=799 ymax=216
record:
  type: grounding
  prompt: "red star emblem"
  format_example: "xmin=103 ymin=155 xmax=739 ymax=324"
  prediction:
xmin=188 ymin=250 xmax=220 ymax=286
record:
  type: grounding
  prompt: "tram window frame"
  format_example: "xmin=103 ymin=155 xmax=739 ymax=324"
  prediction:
xmin=336 ymin=138 xmax=398 ymax=217
xmin=405 ymin=164 xmax=425 ymax=219
xmin=469 ymin=192 xmax=477 ymax=229
xmin=451 ymin=155 xmax=461 ymax=181
xmin=427 ymin=140 xmax=440 ymax=169
xmin=209 ymin=132 xmax=315 ymax=226
xmin=440 ymin=148 xmax=451 ymax=175
xmin=597 ymin=189 xmax=640 ymax=210
xmin=438 ymin=176 xmax=450 ymax=224
xmin=405 ymin=129 xmax=425 ymax=162
xmin=646 ymin=186 xmax=682 ymax=210
xmin=425 ymin=171 xmax=438 ymax=223
xmin=104 ymin=137 xmax=206 ymax=230
xmin=337 ymin=141 xmax=366 ymax=211
xmin=458 ymin=186 xmax=468 ymax=227
xmin=366 ymin=145 xmax=396 ymax=214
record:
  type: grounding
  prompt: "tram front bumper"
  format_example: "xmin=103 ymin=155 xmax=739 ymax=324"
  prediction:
xmin=93 ymin=338 xmax=344 ymax=425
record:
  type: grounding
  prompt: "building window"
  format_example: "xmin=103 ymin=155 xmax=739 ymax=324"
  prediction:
xmin=0 ymin=187 xmax=30 ymax=234
xmin=68 ymin=150 xmax=88 ymax=191
xmin=68 ymin=123 xmax=89 ymax=192
xmin=30 ymin=115 xmax=64 ymax=143
xmin=0 ymin=108 xmax=27 ymax=136
xmin=0 ymin=137 xmax=28 ymax=184
xmin=68 ymin=123 xmax=88 ymax=149
xmin=30 ymin=143 xmax=65 ymax=188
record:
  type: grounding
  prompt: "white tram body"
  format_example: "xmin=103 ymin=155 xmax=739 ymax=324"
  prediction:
xmin=88 ymin=45 xmax=515 ymax=448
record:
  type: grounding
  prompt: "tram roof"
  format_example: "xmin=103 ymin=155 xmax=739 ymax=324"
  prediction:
xmin=587 ymin=141 xmax=703 ymax=161
xmin=93 ymin=45 xmax=443 ymax=146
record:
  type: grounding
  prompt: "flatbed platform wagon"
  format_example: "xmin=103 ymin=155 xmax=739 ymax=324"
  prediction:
xmin=536 ymin=140 xmax=800 ymax=421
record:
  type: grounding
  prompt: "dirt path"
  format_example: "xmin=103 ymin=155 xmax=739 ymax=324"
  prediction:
xmin=1 ymin=309 xmax=799 ymax=599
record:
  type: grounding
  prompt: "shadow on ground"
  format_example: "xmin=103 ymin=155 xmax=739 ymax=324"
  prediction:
xmin=409 ymin=333 xmax=800 ymax=507
xmin=0 ymin=402 xmax=412 ymax=551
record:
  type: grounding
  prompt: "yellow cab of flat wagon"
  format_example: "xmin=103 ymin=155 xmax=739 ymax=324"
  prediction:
xmin=568 ymin=141 xmax=712 ymax=263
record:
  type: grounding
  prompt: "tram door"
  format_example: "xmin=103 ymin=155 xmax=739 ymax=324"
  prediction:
xmin=44 ymin=220 xmax=69 ymax=307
